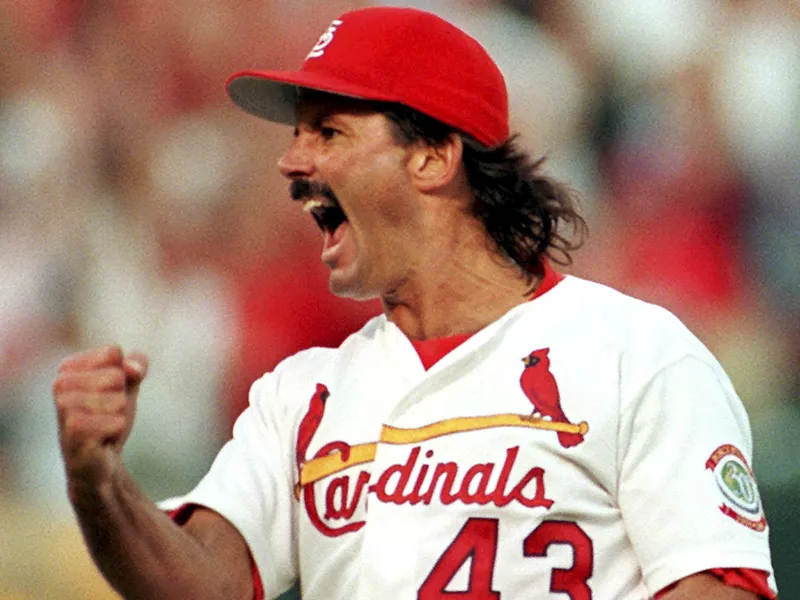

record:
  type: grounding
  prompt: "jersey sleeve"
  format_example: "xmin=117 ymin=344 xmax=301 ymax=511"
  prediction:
xmin=617 ymin=350 xmax=777 ymax=597
xmin=160 ymin=373 xmax=298 ymax=600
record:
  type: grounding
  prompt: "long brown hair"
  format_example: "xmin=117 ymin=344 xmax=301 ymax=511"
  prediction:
xmin=379 ymin=102 xmax=588 ymax=284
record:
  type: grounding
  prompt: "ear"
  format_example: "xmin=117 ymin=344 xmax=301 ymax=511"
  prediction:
xmin=407 ymin=133 xmax=464 ymax=193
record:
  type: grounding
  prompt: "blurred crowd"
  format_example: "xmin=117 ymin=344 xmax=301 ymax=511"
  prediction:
xmin=0 ymin=0 xmax=798 ymax=598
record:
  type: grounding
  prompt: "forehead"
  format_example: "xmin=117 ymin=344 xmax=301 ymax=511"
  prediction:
xmin=294 ymin=90 xmax=386 ymax=122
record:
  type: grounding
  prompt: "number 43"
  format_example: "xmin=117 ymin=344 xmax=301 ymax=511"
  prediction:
xmin=418 ymin=518 xmax=594 ymax=600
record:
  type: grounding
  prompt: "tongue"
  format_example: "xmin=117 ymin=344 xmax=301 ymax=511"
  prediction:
xmin=324 ymin=221 xmax=349 ymax=252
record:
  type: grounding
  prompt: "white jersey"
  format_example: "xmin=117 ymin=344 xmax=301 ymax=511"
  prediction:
xmin=166 ymin=274 xmax=777 ymax=599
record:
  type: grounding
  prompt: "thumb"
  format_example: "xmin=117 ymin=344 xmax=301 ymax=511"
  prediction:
xmin=122 ymin=352 xmax=149 ymax=386
xmin=118 ymin=352 xmax=147 ymax=450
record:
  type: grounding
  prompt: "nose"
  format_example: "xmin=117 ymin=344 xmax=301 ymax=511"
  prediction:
xmin=278 ymin=131 xmax=315 ymax=179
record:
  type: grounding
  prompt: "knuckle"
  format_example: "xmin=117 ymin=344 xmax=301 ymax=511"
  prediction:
xmin=56 ymin=354 xmax=77 ymax=374
xmin=61 ymin=412 xmax=85 ymax=440
xmin=56 ymin=345 xmax=124 ymax=374
xmin=103 ymin=344 xmax=124 ymax=362
xmin=54 ymin=389 xmax=77 ymax=412
xmin=102 ymin=368 xmax=126 ymax=390
xmin=102 ymin=394 xmax=127 ymax=415
xmin=53 ymin=367 xmax=127 ymax=397
xmin=90 ymin=367 xmax=124 ymax=392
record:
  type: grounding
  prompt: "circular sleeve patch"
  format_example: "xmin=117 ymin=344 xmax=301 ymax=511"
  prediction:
xmin=705 ymin=444 xmax=767 ymax=532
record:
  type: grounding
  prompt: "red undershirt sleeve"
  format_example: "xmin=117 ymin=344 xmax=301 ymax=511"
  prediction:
xmin=654 ymin=568 xmax=776 ymax=599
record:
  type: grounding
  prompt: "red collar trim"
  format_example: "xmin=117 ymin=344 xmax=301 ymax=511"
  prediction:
xmin=410 ymin=262 xmax=563 ymax=370
xmin=531 ymin=260 xmax=564 ymax=299
xmin=410 ymin=333 xmax=473 ymax=371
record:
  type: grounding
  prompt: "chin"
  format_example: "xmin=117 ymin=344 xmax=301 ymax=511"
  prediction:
xmin=327 ymin=271 xmax=379 ymax=301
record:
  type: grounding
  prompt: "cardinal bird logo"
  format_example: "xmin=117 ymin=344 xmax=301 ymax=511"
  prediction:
xmin=520 ymin=348 xmax=585 ymax=448
xmin=295 ymin=383 xmax=330 ymax=498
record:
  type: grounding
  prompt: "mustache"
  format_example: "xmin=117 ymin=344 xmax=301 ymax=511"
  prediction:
xmin=289 ymin=180 xmax=339 ymax=204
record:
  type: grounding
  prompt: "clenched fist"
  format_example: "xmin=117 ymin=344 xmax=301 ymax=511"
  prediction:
xmin=53 ymin=345 xmax=149 ymax=498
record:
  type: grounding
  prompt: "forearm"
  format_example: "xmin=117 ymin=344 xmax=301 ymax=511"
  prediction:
xmin=657 ymin=572 xmax=760 ymax=600
xmin=69 ymin=466 xmax=249 ymax=600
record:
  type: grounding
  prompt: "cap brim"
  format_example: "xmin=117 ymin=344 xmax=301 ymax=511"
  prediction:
xmin=226 ymin=70 xmax=400 ymax=126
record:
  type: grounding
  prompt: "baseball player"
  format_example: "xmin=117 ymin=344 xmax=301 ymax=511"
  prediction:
xmin=53 ymin=6 xmax=778 ymax=600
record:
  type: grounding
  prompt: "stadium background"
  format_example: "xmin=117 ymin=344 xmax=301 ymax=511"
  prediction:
xmin=0 ymin=0 xmax=797 ymax=598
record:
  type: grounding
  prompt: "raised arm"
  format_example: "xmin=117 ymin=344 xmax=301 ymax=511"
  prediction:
xmin=53 ymin=345 xmax=254 ymax=600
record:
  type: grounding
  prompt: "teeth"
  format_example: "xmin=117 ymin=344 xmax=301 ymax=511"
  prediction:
xmin=302 ymin=199 xmax=326 ymax=213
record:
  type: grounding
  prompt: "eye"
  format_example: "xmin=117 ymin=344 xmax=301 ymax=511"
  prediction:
xmin=319 ymin=126 xmax=339 ymax=140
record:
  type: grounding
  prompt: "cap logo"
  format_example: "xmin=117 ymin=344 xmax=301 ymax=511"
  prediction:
xmin=306 ymin=19 xmax=343 ymax=59
xmin=226 ymin=6 xmax=510 ymax=146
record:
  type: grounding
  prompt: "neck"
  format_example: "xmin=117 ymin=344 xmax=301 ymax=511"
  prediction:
xmin=381 ymin=251 xmax=534 ymax=340
xmin=376 ymin=178 xmax=539 ymax=340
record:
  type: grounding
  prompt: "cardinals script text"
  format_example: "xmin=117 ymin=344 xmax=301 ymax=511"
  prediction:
xmin=301 ymin=443 xmax=554 ymax=537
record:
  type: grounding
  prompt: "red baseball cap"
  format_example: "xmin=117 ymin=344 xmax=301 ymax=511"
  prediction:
xmin=226 ymin=6 xmax=509 ymax=147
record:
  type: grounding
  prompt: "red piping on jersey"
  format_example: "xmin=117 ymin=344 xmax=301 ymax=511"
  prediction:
xmin=410 ymin=262 xmax=564 ymax=371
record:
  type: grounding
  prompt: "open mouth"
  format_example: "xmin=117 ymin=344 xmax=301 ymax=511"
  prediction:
xmin=303 ymin=199 xmax=348 ymax=236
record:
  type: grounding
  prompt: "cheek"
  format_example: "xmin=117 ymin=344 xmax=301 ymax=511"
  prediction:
xmin=325 ymin=147 xmax=416 ymax=232
xmin=363 ymin=162 xmax=417 ymax=225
